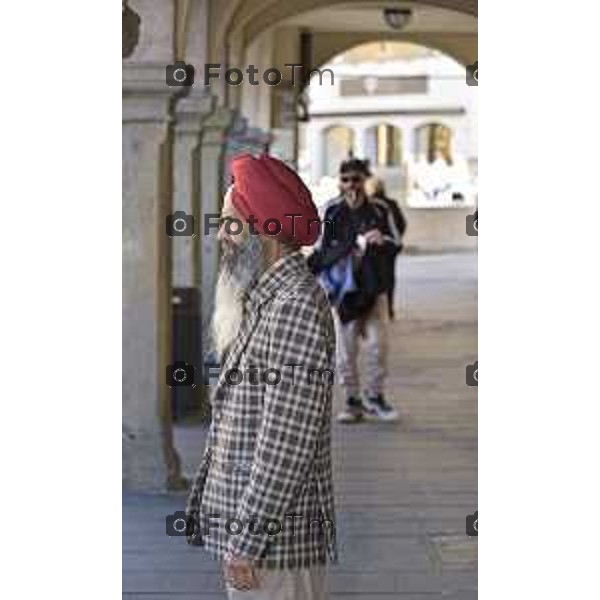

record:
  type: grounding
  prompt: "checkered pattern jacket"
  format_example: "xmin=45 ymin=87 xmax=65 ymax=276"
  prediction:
xmin=185 ymin=252 xmax=338 ymax=569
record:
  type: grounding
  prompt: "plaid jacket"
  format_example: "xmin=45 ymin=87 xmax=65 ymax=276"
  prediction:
xmin=185 ymin=252 xmax=337 ymax=569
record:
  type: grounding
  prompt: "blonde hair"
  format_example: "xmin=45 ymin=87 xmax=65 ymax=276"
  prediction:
xmin=365 ymin=176 xmax=385 ymax=198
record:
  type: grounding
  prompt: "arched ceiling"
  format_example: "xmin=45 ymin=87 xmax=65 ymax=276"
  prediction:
xmin=215 ymin=0 xmax=477 ymax=51
xmin=310 ymin=31 xmax=476 ymax=69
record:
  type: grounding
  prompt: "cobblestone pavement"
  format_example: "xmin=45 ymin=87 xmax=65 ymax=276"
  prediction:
xmin=123 ymin=252 xmax=478 ymax=599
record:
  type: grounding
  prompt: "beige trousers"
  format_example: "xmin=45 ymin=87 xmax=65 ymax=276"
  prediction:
xmin=225 ymin=567 xmax=328 ymax=600
xmin=334 ymin=294 xmax=389 ymax=398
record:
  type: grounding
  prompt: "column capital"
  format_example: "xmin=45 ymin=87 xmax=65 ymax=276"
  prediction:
xmin=174 ymin=91 xmax=216 ymax=135
xmin=123 ymin=63 xmax=178 ymax=123
xmin=201 ymin=107 xmax=237 ymax=147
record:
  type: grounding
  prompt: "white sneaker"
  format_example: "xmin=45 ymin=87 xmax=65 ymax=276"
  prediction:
xmin=363 ymin=395 xmax=399 ymax=422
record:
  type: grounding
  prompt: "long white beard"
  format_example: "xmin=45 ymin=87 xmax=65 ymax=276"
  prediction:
xmin=211 ymin=234 xmax=265 ymax=357
xmin=212 ymin=271 xmax=245 ymax=357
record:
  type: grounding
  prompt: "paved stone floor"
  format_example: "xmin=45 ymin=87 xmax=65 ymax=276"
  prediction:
xmin=123 ymin=252 xmax=478 ymax=599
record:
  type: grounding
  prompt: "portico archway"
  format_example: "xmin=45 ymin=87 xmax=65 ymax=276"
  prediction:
xmin=122 ymin=0 xmax=478 ymax=491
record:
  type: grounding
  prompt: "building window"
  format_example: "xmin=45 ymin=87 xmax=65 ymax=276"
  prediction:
xmin=415 ymin=123 xmax=453 ymax=165
xmin=324 ymin=126 xmax=355 ymax=176
xmin=366 ymin=124 xmax=402 ymax=167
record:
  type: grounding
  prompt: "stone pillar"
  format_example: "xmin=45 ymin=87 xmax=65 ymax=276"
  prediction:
xmin=170 ymin=92 xmax=216 ymax=419
xmin=122 ymin=63 xmax=184 ymax=491
xmin=222 ymin=112 xmax=251 ymax=184
xmin=401 ymin=125 xmax=413 ymax=162
xmin=223 ymin=113 xmax=271 ymax=182
xmin=172 ymin=92 xmax=216 ymax=289
xmin=400 ymin=125 xmax=415 ymax=201
xmin=309 ymin=125 xmax=325 ymax=183
xmin=198 ymin=107 xmax=236 ymax=352
xmin=354 ymin=124 xmax=369 ymax=161
xmin=453 ymin=124 xmax=469 ymax=158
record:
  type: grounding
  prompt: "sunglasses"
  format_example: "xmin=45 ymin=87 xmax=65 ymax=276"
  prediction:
xmin=341 ymin=175 xmax=363 ymax=184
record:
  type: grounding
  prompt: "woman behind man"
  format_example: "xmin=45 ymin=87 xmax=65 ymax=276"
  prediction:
xmin=365 ymin=177 xmax=407 ymax=320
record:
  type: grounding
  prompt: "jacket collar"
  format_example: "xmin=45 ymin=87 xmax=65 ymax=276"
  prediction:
xmin=213 ymin=252 xmax=308 ymax=394
xmin=245 ymin=251 xmax=307 ymax=313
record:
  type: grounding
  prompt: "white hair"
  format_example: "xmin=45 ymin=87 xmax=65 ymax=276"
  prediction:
xmin=212 ymin=270 xmax=245 ymax=357
xmin=211 ymin=233 xmax=265 ymax=357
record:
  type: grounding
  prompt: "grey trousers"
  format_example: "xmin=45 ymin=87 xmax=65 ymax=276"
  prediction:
xmin=335 ymin=293 xmax=389 ymax=398
xmin=225 ymin=567 xmax=328 ymax=600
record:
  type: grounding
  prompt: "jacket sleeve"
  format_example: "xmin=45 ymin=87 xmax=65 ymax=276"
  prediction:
xmin=369 ymin=199 xmax=399 ymax=249
xmin=307 ymin=204 xmax=356 ymax=273
xmin=383 ymin=197 xmax=406 ymax=240
xmin=392 ymin=203 xmax=407 ymax=239
xmin=184 ymin=436 xmax=213 ymax=545
xmin=224 ymin=292 xmax=333 ymax=561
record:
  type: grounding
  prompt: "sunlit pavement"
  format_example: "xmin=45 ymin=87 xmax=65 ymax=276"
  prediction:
xmin=123 ymin=252 xmax=478 ymax=599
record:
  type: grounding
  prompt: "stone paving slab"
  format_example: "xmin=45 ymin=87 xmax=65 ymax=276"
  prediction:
xmin=123 ymin=253 xmax=478 ymax=599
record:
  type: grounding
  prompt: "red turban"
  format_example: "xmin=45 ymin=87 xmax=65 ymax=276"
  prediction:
xmin=230 ymin=153 xmax=320 ymax=246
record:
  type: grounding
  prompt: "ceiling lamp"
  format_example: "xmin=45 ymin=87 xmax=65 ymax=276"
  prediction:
xmin=383 ymin=8 xmax=413 ymax=30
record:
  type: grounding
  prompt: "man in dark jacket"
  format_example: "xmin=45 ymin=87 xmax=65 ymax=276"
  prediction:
xmin=308 ymin=159 xmax=400 ymax=423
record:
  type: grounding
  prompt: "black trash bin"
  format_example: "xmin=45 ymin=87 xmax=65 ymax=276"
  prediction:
xmin=171 ymin=287 xmax=203 ymax=421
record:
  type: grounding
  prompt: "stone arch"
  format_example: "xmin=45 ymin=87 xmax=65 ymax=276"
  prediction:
xmin=211 ymin=0 xmax=477 ymax=66
xmin=312 ymin=32 xmax=475 ymax=74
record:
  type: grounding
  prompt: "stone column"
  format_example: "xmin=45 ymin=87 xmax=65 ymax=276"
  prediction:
xmin=400 ymin=125 xmax=415 ymax=201
xmin=170 ymin=92 xmax=216 ymax=418
xmin=223 ymin=113 xmax=271 ymax=182
xmin=309 ymin=125 xmax=325 ymax=183
xmin=198 ymin=107 xmax=236 ymax=352
xmin=222 ymin=112 xmax=251 ymax=184
xmin=122 ymin=63 xmax=184 ymax=491
xmin=401 ymin=125 xmax=413 ymax=162
xmin=172 ymin=92 xmax=216 ymax=289
xmin=354 ymin=124 xmax=369 ymax=161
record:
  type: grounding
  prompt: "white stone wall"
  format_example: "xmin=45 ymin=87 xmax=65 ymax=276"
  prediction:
xmin=300 ymin=49 xmax=478 ymax=252
xmin=302 ymin=51 xmax=478 ymax=185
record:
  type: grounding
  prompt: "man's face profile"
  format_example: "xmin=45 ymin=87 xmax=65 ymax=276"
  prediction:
xmin=212 ymin=187 xmax=265 ymax=356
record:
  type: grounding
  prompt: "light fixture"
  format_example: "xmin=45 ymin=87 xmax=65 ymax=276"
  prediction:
xmin=122 ymin=1 xmax=141 ymax=58
xmin=383 ymin=8 xmax=412 ymax=30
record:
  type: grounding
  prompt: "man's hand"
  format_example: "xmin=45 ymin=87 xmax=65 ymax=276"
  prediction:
xmin=223 ymin=556 xmax=260 ymax=591
xmin=363 ymin=228 xmax=384 ymax=245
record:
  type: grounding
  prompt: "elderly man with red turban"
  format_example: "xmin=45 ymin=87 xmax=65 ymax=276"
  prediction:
xmin=185 ymin=154 xmax=337 ymax=599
